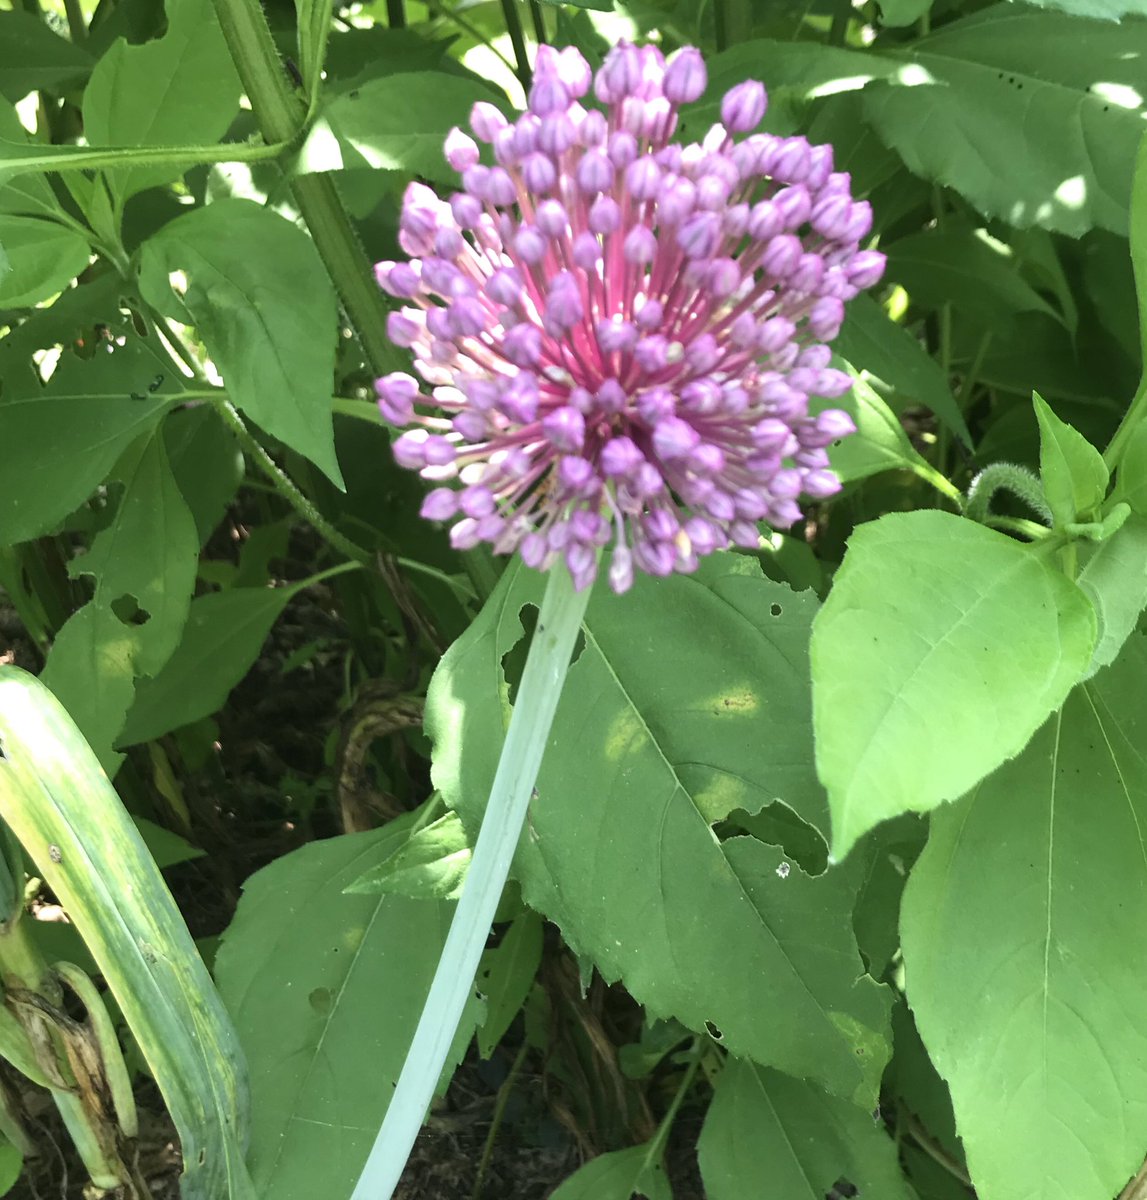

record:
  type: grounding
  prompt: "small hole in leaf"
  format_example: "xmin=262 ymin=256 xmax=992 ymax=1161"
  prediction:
xmin=827 ymin=1180 xmax=859 ymax=1200
xmin=197 ymin=1150 xmax=206 ymax=1167
xmin=770 ymin=603 xmax=782 ymax=617
xmin=704 ymin=1021 xmax=723 ymax=1041
xmin=111 ymin=595 xmax=151 ymax=626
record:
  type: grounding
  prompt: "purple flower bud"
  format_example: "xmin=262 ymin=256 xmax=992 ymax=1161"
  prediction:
xmin=597 ymin=378 xmax=627 ymax=414
xmin=595 ymin=43 xmax=641 ymax=103
xmin=589 ymin=195 xmax=621 ymax=234
xmin=601 ymin=436 xmax=644 ymax=477
xmin=470 ymin=102 xmax=507 ymax=142
xmin=696 ymin=173 xmax=730 ymax=211
xmin=535 ymin=198 xmax=569 ymax=238
xmin=721 ymin=80 xmax=767 ymax=132
xmin=538 ymin=113 xmax=576 ymax=154
xmin=375 ymin=261 xmax=421 ymax=298
xmin=624 ymin=224 xmax=657 ymax=264
xmin=810 ymin=194 xmax=851 ymax=241
xmin=637 ymin=386 xmax=674 ymax=422
xmin=522 ymin=152 xmax=557 ymax=194
xmin=846 ymin=250 xmax=886 ymax=290
xmin=748 ymin=200 xmax=782 ymax=241
xmin=579 ymin=108 xmax=608 ymax=147
xmin=558 ymin=455 xmax=597 ymax=497
xmin=460 ymin=485 xmax=497 ymax=518
xmin=803 ymin=469 xmax=842 ymax=498
xmin=677 ymin=211 xmax=721 ymax=258
xmin=577 ymin=150 xmax=614 ymax=194
xmin=544 ymin=274 xmax=584 ymax=332
xmin=707 ymin=257 xmax=740 ymax=297
xmin=626 ymin=156 xmax=662 ymax=202
xmin=558 ymin=46 xmax=592 ymax=97
xmin=502 ymin=323 xmax=543 ymax=366
xmin=842 ymin=201 xmax=873 ymax=243
xmin=634 ymin=336 xmax=669 ymax=374
xmin=513 ymin=225 xmax=546 ymax=263
xmin=771 ymin=138 xmax=810 ymax=183
xmin=657 ymin=177 xmax=696 ymax=225
xmin=635 ymin=298 xmax=664 ymax=330
xmin=664 ymin=47 xmax=707 ymax=104
xmin=376 ymin=372 xmax=420 ymax=423
xmin=775 ymin=185 xmax=812 ymax=229
xmin=484 ymin=168 xmax=518 ymax=207
xmin=449 ymin=297 xmax=487 ymax=338
xmin=608 ymin=131 xmax=639 ymax=169
xmin=572 ymin=231 xmax=602 ymax=270
xmin=808 ymin=296 xmax=845 ymax=341
xmin=529 ymin=74 xmax=571 ymax=117
xmin=421 ymin=488 xmax=459 ymax=520
xmin=487 ymin=266 xmax=524 ymax=307
xmin=686 ymin=333 xmax=720 ymax=373
xmin=652 ymin=416 xmax=700 ymax=460
xmin=444 ymin=127 xmax=480 ymax=171
xmin=596 ymin=318 xmax=638 ymax=353
xmin=543 ymin=406 xmax=586 ymax=452
xmin=761 ymin=234 xmax=802 ymax=279
xmin=609 ymin=546 xmax=634 ymax=593
xmin=387 ymin=311 xmax=422 ymax=348
xmin=449 ymin=192 xmax=482 ymax=228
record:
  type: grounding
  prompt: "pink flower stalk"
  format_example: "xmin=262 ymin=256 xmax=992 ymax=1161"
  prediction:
xmin=374 ymin=42 xmax=885 ymax=593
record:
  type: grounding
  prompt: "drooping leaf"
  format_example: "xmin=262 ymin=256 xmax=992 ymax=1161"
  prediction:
xmin=430 ymin=558 xmax=891 ymax=1105
xmin=549 ymin=1141 xmax=672 ymax=1200
xmin=118 ymin=583 xmax=305 ymax=747
xmin=1076 ymin=514 xmax=1147 ymax=678
xmin=835 ymin=295 xmax=972 ymax=447
xmin=0 ymin=667 xmax=254 ymax=1200
xmin=863 ymin=7 xmax=1147 ymax=236
xmin=1033 ymin=392 xmax=1110 ymax=528
xmin=68 ymin=431 xmax=199 ymax=677
xmin=0 ymin=339 xmax=182 ymax=546
xmin=812 ymin=510 xmax=1096 ymax=858
xmin=0 ymin=215 xmax=90 ymax=307
xmin=297 ymin=72 xmax=507 ymax=184
xmin=163 ymin=405 xmax=244 ymax=547
xmin=139 ymin=199 xmax=343 ymax=486
xmin=0 ymin=11 xmax=93 ymax=103
xmin=215 ymin=824 xmax=480 ymax=1200
xmin=81 ymin=0 xmax=242 ymax=203
xmin=476 ymin=911 xmax=543 ymax=1059
xmin=697 ymin=1057 xmax=914 ymax=1200
xmin=901 ymin=625 xmax=1147 ymax=1200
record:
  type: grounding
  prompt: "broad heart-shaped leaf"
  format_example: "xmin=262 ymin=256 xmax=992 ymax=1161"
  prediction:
xmin=118 ymin=583 xmax=303 ymax=747
xmin=81 ymin=0 xmax=241 ymax=204
xmin=0 ymin=339 xmax=182 ymax=546
xmin=835 ymin=295 xmax=972 ymax=447
xmin=0 ymin=667 xmax=254 ymax=1200
xmin=863 ymin=6 xmax=1147 ymax=236
xmin=884 ymin=226 xmax=1064 ymax=329
xmin=68 ymin=431 xmax=198 ymax=677
xmin=549 ymin=1142 xmax=671 ymax=1200
xmin=139 ymin=199 xmax=343 ymax=487
xmin=812 ymin=511 xmax=1096 ymax=859
xmin=297 ymin=71 xmax=507 ymax=184
xmin=901 ymin=626 xmax=1147 ymax=1200
xmin=215 ymin=823 xmax=480 ymax=1200
xmin=0 ymin=11 xmax=93 ymax=102
xmin=1077 ymin=515 xmax=1147 ymax=680
xmin=0 ymin=215 xmax=90 ymax=307
xmin=698 ymin=1057 xmax=914 ymax=1200
xmin=1034 ymin=392 xmax=1109 ymax=526
xmin=430 ymin=556 xmax=892 ymax=1105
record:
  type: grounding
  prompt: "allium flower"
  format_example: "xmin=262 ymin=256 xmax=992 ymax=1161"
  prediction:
xmin=374 ymin=42 xmax=885 ymax=593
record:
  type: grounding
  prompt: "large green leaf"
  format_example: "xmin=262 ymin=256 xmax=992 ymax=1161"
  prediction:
xmin=0 ymin=11 xmax=92 ymax=103
xmin=0 ymin=339 xmax=182 ymax=546
xmin=901 ymin=626 xmax=1147 ymax=1200
xmin=697 ymin=1057 xmax=914 ymax=1200
xmin=835 ymin=295 xmax=972 ymax=447
xmin=430 ymin=557 xmax=892 ymax=1105
xmin=139 ymin=199 xmax=343 ymax=487
xmin=0 ymin=215 xmax=89 ymax=308
xmin=118 ymin=583 xmax=306 ymax=747
xmin=1076 ymin=515 xmax=1147 ymax=679
xmin=0 ymin=667 xmax=254 ymax=1200
xmin=812 ymin=511 xmax=1096 ymax=858
xmin=298 ymin=71 xmax=505 ymax=184
xmin=863 ymin=7 xmax=1147 ymax=236
xmin=81 ymin=0 xmax=241 ymax=204
xmin=215 ymin=824 xmax=479 ymax=1200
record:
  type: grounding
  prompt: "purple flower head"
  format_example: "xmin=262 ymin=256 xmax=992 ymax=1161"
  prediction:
xmin=374 ymin=43 xmax=883 ymax=593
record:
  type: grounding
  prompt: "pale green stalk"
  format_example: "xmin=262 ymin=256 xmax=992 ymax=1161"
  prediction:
xmin=350 ymin=563 xmax=591 ymax=1200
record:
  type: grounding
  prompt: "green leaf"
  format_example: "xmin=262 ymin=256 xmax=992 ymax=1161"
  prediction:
xmin=1076 ymin=514 xmax=1147 ymax=678
xmin=835 ymin=295 xmax=972 ymax=448
xmin=0 ymin=215 xmax=90 ymax=308
xmin=139 ymin=199 xmax=343 ymax=487
xmin=863 ymin=7 xmax=1147 ymax=236
xmin=134 ymin=816 xmax=204 ymax=869
xmin=118 ymin=584 xmax=302 ymax=747
xmin=885 ymin=226 xmax=1064 ymax=328
xmin=297 ymin=71 xmax=507 ymax=183
xmin=1033 ymin=391 xmax=1110 ymax=525
xmin=40 ymin=604 xmax=141 ymax=776
xmin=812 ymin=511 xmax=1097 ymax=858
xmin=698 ymin=1057 xmax=914 ymax=1200
xmin=163 ymin=405 xmax=244 ymax=547
xmin=215 ymin=824 xmax=480 ymax=1200
xmin=0 ymin=102 xmax=59 ymax=218
xmin=476 ymin=911 xmax=543 ymax=1059
xmin=431 ymin=558 xmax=892 ymax=1105
xmin=1016 ymin=0 xmax=1147 ymax=19
xmin=0 ymin=339 xmax=182 ymax=546
xmin=538 ymin=0 xmax=614 ymax=11
xmin=876 ymin=0 xmax=934 ymax=27
xmin=901 ymin=627 xmax=1147 ymax=1200
xmin=346 ymin=811 xmax=471 ymax=900
xmin=0 ymin=667 xmax=254 ymax=1200
xmin=550 ymin=1142 xmax=671 ymax=1200
xmin=68 ymin=431 xmax=198 ymax=677
xmin=81 ymin=0 xmax=241 ymax=204
xmin=0 ymin=11 xmax=93 ymax=103
xmin=0 ymin=1139 xmax=20 ymax=1196
xmin=1111 ymin=420 xmax=1147 ymax=514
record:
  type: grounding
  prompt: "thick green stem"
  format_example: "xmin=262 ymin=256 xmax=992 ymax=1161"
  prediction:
xmin=211 ymin=0 xmax=402 ymax=377
xmin=1104 ymin=377 xmax=1147 ymax=471
xmin=350 ymin=564 xmax=592 ymax=1200
xmin=386 ymin=0 xmax=406 ymax=27
xmin=528 ymin=0 xmax=546 ymax=44
xmin=499 ymin=0 xmax=532 ymax=89
xmin=216 ymin=401 xmax=373 ymax=564
xmin=965 ymin=462 xmax=1053 ymax=527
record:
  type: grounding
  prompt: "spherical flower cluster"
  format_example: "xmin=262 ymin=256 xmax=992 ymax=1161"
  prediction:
xmin=374 ymin=42 xmax=884 ymax=593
